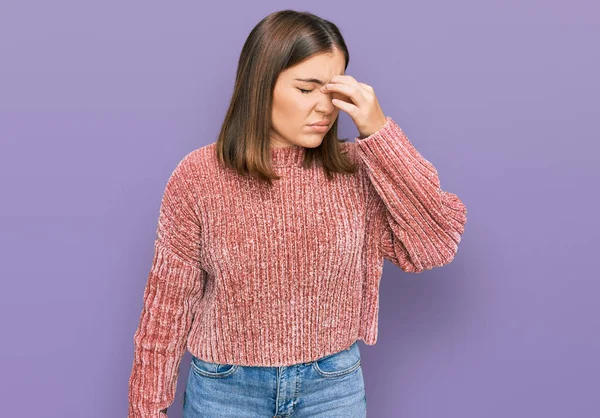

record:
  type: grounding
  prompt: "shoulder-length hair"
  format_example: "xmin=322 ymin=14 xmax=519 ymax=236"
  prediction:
xmin=215 ymin=9 xmax=358 ymax=186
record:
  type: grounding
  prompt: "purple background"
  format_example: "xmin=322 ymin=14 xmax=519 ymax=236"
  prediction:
xmin=1 ymin=1 xmax=598 ymax=417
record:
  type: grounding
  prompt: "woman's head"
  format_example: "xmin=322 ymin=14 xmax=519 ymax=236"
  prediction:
xmin=215 ymin=9 xmax=358 ymax=184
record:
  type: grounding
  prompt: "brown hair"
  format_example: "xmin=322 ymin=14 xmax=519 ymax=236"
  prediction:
xmin=215 ymin=9 xmax=358 ymax=186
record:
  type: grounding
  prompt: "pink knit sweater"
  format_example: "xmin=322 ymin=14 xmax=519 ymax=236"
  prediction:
xmin=128 ymin=116 xmax=467 ymax=417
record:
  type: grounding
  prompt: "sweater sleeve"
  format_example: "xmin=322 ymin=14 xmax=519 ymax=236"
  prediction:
xmin=128 ymin=152 xmax=207 ymax=418
xmin=356 ymin=116 xmax=467 ymax=273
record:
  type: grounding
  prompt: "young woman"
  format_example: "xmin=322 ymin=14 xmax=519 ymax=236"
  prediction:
xmin=128 ymin=9 xmax=467 ymax=418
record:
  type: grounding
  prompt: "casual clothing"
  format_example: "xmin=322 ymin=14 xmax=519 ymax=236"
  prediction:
xmin=183 ymin=341 xmax=366 ymax=417
xmin=128 ymin=116 xmax=468 ymax=417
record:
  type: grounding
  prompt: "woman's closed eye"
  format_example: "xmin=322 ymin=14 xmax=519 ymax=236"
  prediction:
xmin=298 ymin=88 xmax=313 ymax=94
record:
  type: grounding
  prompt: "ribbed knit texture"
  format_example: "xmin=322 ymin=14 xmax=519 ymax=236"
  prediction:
xmin=128 ymin=116 xmax=468 ymax=417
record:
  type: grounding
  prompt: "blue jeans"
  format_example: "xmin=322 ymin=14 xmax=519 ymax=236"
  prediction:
xmin=183 ymin=340 xmax=367 ymax=417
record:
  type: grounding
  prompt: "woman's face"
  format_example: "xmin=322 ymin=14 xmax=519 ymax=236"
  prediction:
xmin=270 ymin=48 xmax=346 ymax=149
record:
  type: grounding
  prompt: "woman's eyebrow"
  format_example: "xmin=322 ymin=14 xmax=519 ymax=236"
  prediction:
xmin=293 ymin=77 xmax=327 ymax=86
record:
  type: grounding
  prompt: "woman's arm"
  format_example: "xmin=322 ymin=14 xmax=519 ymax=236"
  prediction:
xmin=357 ymin=116 xmax=468 ymax=273
xmin=128 ymin=152 xmax=206 ymax=418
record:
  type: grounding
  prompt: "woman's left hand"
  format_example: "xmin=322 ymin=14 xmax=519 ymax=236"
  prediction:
xmin=320 ymin=75 xmax=387 ymax=139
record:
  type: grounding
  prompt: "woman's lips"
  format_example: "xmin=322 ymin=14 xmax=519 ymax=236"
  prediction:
xmin=308 ymin=125 xmax=329 ymax=132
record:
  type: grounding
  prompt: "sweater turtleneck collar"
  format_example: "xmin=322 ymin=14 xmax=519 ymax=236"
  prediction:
xmin=270 ymin=144 xmax=307 ymax=168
